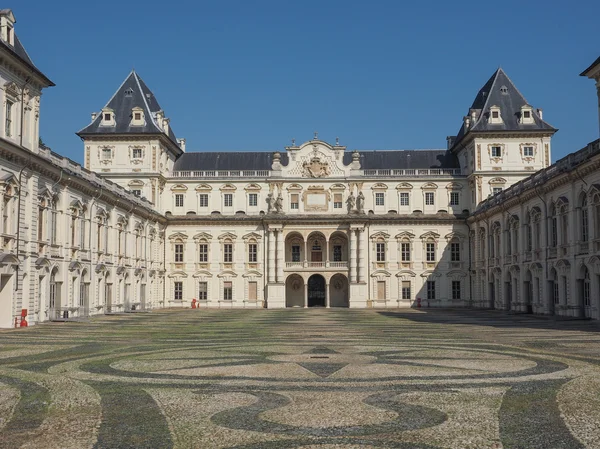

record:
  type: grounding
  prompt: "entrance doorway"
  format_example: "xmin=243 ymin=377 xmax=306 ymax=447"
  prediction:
xmin=0 ymin=274 xmax=14 ymax=328
xmin=307 ymin=274 xmax=326 ymax=307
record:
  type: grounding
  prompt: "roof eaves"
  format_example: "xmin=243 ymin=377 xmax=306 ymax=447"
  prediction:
xmin=580 ymin=56 xmax=600 ymax=77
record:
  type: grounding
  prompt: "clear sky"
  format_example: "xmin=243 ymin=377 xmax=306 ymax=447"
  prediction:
xmin=14 ymin=0 xmax=600 ymax=164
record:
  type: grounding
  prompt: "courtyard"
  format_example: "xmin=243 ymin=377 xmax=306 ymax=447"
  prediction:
xmin=0 ymin=309 xmax=599 ymax=449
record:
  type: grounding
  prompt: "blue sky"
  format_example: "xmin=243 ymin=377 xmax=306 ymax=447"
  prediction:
xmin=14 ymin=0 xmax=600 ymax=164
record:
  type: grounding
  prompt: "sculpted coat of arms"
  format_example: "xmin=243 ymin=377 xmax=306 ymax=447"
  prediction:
xmin=302 ymin=155 xmax=330 ymax=178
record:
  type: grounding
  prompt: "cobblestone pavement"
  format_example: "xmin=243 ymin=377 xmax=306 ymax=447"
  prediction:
xmin=1 ymin=309 xmax=600 ymax=449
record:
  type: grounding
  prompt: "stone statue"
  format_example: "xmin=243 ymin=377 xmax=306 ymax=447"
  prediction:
xmin=266 ymin=193 xmax=275 ymax=213
xmin=274 ymin=194 xmax=283 ymax=213
xmin=356 ymin=191 xmax=365 ymax=213
xmin=346 ymin=192 xmax=356 ymax=213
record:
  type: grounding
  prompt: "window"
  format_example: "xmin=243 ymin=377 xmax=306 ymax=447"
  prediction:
xmin=104 ymin=113 xmax=111 ymax=121
xmin=333 ymin=245 xmax=342 ymax=262
xmin=5 ymin=100 xmax=13 ymax=137
xmin=248 ymin=193 xmax=258 ymax=207
xmin=174 ymin=282 xmax=183 ymax=301
xmin=523 ymin=111 xmax=531 ymax=119
xmin=551 ymin=215 xmax=558 ymax=247
xmin=582 ymin=202 xmax=589 ymax=242
xmin=334 ymin=193 xmax=342 ymax=209
xmin=492 ymin=187 xmax=502 ymax=196
xmin=526 ymin=224 xmax=532 ymax=251
xmin=199 ymin=194 xmax=209 ymax=208
xmin=425 ymin=192 xmax=434 ymax=206
xmin=223 ymin=281 xmax=232 ymax=300
xmin=426 ymin=242 xmax=436 ymax=262
xmin=50 ymin=203 xmax=58 ymax=245
xmin=523 ymin=146 xmax=534 ymax=157
xmin=224 ymin=193 xmax=233 ymax=207
xmin=248 ymin=281 xmax=257 ymax=301
xmin=401 ymin=242 xmax=411 ymax=262
xmin=449 ymin=192 xmax=459 ymax=206
xmin=427 ymin=281 xmax=436 ymax=300
xmin=452 ymin=281 xmax=461 ymax=300
xmin=553 ymin=281 xmax=559 ymax=304
xmin=174 ymin=243 xmax=184 ymax=262
xmin=198 ymin=282 xmax=207 ymax=300
xmin=132 ymin=148 xmax=142 ymax=159
xmin=375 ymin=192 xmax=385 ymax=206
xmin=491 ymin=111 xmax=499 ymax=119
xmin=377 ymin=281 xmax=386 ymax=300
xmin=583 ymin=269 xmax=591 ymax=307
xmin=198 ymin=243 xmax=208 ymax=262
xmin=101 ymin=148 xmax=112 ymax=160
xmin=175 ymin=194 xmax=184 ymax=207
xmin=134 ymin=112 xmax=141 ymax=121
xmin=399 ymin=192 xmax=409 ymax=206
xmin=223 ymin=243 xmax=233 ymax=262
xmin=376 ymin=242 xmax=386 ymax=262
xmin=291 ymin=245 xmax=300 ymax=262
xmin=290 ymin=194 xmax=299 ymax=210
xmin=401 ymin=281 xmax=411 ymax=300
xmin=248 ymin=243 xmax=257 ymax=262
xmin=450 ymin=242 xmax=460 ymax=261
xmin=491 ymin=146 xmax=502 ymax=158
xmin=131 ymin=189 xmax=141 ymax=197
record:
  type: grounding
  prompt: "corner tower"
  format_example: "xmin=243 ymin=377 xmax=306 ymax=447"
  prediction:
xmin=77 ymin=71 xmax=184 ymax=207
xmin=448 ymin=68 xmax=556 ymax=209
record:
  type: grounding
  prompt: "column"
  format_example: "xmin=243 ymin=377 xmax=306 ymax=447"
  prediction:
xmin=358 ymin=228 xmax=367 ymax=283
xmin=268 ymin=229 xmax=275 ymax=284
xmin=325 ymin=282 xmax=330 ymax=308
xmin=349 ymin=229 xmax=357 ymax=283
xmin=304 ymin=239 xmax=308 ymax=268
xmin=304 ymin=283 xmax=308 ymax=308
xmin=276 ymin=229 xmax=284 ymax=282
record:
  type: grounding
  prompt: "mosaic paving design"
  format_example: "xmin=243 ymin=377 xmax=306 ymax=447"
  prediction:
xmin=1 ymin=309 xmax=600 ymax=448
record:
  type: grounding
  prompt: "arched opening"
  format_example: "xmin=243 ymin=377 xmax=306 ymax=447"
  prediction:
xmin=329 ymin=274 xmax=349 ymax=307
xmin=548 ymin=268 xmax=558 ymax=316
xmin=285 ymin=274 xmax=304 ymax=308
xmin=328 ymin=232 xmax=348 ymax=267
xmin=307 ymin=274 xmax=326 ymax=307
xmin=80 ymin=269 xmax=90 ymax=317
xmin=578 ymin=265 xmax=591 ymax=318
xmin=105 ymin=271 xmax=113 ymax=313
xmin=524 ymin=270 xmax=533 ymax=314
xmin=49 ymin=267 xmax=61 ymax=320
xmin=0 ymin=271 xmax=15 ymax=328
xmin=306 ymin=232 xmax=326 ymax=266
xmin=285 ymin=232 xmax=305 ymax=267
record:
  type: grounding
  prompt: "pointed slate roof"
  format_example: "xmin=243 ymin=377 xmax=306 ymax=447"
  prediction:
xmin=77 ymin=71 xmax=182 ymax=155
xmin=450 ymin=68 xmax=555 ymax=151
xmin=580 ymin=56 xmax=600 ymax=77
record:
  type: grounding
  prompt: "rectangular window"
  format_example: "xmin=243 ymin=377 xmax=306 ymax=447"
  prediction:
xmin=132 ymin=148 xmax=142 ymax=159
xmin=224 ymin=193 xmax=233 ymax=207
xmin=426 ymin=242 xmax=436 ymax=262
xmin=223 ymin=243 xmax=233 ymax=262
xmin=401 ymin=281 xmax=411 ymax=300
xmin=551 ymin=217 xmax=558 ymax=247
xmin=248 ymin=243 xmax=257 ymax=262
xmin=5 ymin=100 xmax=13 ymax=137
xmin=401 ymin=242 xmax=411 ymax=262
xmin=450 ymin=242 xmax=460 ymax=262
xmin=449 ymin=192 xmax=459 ymax=206
xmin=377 ymin=281 xmax=386 ymax=300
xmin=104 ymin=113 xmax=111 ymax=121
xmin=425 ymin=192 xmax=435 ymax=206
xmin=198 ymin=244 xmax=208 ymax=262
xmin=523 ymin=111 xmax=531 ymax=119
xmin=491 ymin=111 xmax=499 ymax=119
xmin=553 ymin=281 xmax=559 ymax=304
xmin=248 ymin=193 xmax=258 ymax=207
xmin=492 ymin=187 xmax=502 ymax=196
xmin=175 ymin=194 xmax=184 ymax=207
xmin=51 ymin=210 xmax=57 ymax=245
xmin=427 ymin=281 xmax=436 ymax=300
xmin=334 ymin=193 xmax=342 ymax=209
xmin=223 ymin=281 xmax=232 ymax=300
xmin=452 ymin=281 xmax=461 ymax=300
xmin=399 ymin=192 xmax=409 ymax=206
xmin=199 ymin=194 xmax=209 ymax=208
xmin=101 ymin=148 xmax=112 ymax=160
xmin=333 ymin=245 xmax=342 ymax=262
xmin=174 ymin=281 xmax=183 ymax=301
xmin=526 ymin=224 xmax=532 ymax=251
xmin=174 ymin=244 xmax=184 ymax=262
xmin=376 ymin=242 xmax=386 ymax=262
xmin=582 ymin=209 xmax=589 ymax=242
xmin=248 ymin=281 xmax=257 ymax=301
xmin=290 ymin=193 xmax=299 ymax=210
xmin=491 ymin=146 xmax=502 ymax=158
xmin=292 ymin=245 xmax=301 ymax=262
xmin=523 ymin=146 xmax=534 ymax=157
xmin=198 ymin=282 xmax=207 ymax=300
xmin=131 ymin=189 xmax=141 ymax=197
xmin=584 ymin=279 xmax=590 ymax=306
xmin=134 ymin=112 xmax=141 ymax=121
xmin=375 ymin=192 xmax=385 ymax=206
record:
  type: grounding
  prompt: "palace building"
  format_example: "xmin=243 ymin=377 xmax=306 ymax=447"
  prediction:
xmin=0 ymin=9 xmax=599 ymax=326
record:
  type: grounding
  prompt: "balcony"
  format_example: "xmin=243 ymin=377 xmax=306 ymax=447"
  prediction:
xmin=362 ymin=168 xmax=462 ymax=177
xmin=172 ymin=170 xmax=271 ymax=178
xmin=284 ymin=261 xmax=348 ymax=270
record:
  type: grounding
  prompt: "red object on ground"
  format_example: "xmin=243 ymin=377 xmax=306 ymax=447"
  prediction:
xmin=191 ymin=298 xmax=197 ymax=309
xmin=417 ymin=297 xmax=422 ymax=308
xmin=21 ymin=309 xmax=28 ymax=317
xmin=19 ymin=317 xmax=28 ymax=327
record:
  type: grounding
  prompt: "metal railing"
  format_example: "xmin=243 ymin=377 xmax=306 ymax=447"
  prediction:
xmin=173 ymin=170 xmax=271 ymax=178
xmin=362 ymin=168 xmax=462 ymax=177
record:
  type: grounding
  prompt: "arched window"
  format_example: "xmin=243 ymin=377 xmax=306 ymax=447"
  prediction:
xmin=581 ymin=195 xmax=589 ymax=243
xmin=558 ymin=201 xmax=569 ymax=246
xmin=583 ymin=266 xmax=591 ymax=307
xmin=594 ymin=193 xmax=600 ymax=239
xmin=550 ymin=203 xmax=558 ymax=248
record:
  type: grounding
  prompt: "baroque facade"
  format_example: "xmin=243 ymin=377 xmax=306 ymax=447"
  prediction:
xmin=0 ymin=9 xmax=599 ymax=326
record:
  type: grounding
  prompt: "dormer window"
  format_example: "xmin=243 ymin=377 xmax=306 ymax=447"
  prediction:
xmin=520 ymin=105 xmax=534 ymax=124
xmin=130 ymin=107 xmax=145 ymax=126
xmin=6 ymin=25 xmax=12 ymax=46
xmin=488 ymin=105 xmax=502 ymax=124
xmin=100 ymin=108 xmax=115 ymax=127
xmin=500 ymin=85 xmax=508 ymax=95
xmin=124 ymin=88 xmax=134 ymax=97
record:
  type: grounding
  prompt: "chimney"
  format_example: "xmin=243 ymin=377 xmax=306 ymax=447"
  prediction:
xmin=177 ymin=138 xmax=186 ymax=152
xmin=91 ymin=112 xmax=97 ymax=122
xmin=537 ymin=108 xmax=543 ymax=119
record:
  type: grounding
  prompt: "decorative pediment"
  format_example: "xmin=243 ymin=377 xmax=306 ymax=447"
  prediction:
xmin=555 ymin=259 xmax=570 ymax=273
xmin=330 ymin=184 xmax=346 ymax=191
xmin=371 ymin=183 xmax=388 ymax=190
xmin=244 ymin=183 xmax=261 ymax=191
xmin=396 ymin=183 xmax=413 ymax=190
xmin=509 ymin=265 xmax=521 ymax=275
xmin=447 ymin=270 xmax=467 ymax=279
xmin=217 ymin=270 xmax=238 ymax=278
xmin=170 ymin=184 xmax=188 ymax=191
xmin=286 ymin=184 xmax=303 ymax=191
xmin=302 ymin=154 xmax=330 ymax=178
xmin=420 ymin=231 xmax=440 ymax=240
xmin=371 ymin=269 xmax=391 ymax=277
xmin=242 ymin=232 xmax=262 ymax=241
xmin=128 ymin=180 xmax=145 ymax=187
xmin=396 ymin=270 xmax=416 ymax=278
xmin=195 ymin=184 xmax=212 ymax=191
xmin=219 ymin=184 xmax=237 ymax=191
xmin=168 ymin=271 xmax=188 ymax=278
xmin=420 ymin=271 xmax=441 ymax=278
xmin=192 ymin=270 xmax=213 ymax=278
xmin=445 ymin=182 xmax=463 ymax=190
xmin=193 ymin=232 xmax=213 ymax=241
xmin=421 ymin=182 xmax=438 ymax=190
xmin=218 ymin=232 xmax=237 ymax=241
xmin=395 ymin=231 xmax=415 ymax=240
xmin=116 ymin=214 xmax=128 ymax=225
xmin=95 ymin=206 xmax=108 ymax=218
xmin=168 ymin=232 xmax=188 ymax=241
xmin=68 ymin=261 xmax=83 ymax=272
xmin=529 ymin=262 xmax=543 ymax=274
xmin=4 ymin=82 xmax=19 ymax=97
xmin=242 ymin=270 xmax=263 ymax=278
xmin=556 ymin=196 xmax=569 ymax=208
xmin=444 ymin=232 xmax=464 ymax=241
xmin=95 ymin=264 xmax=107 ymax=273
xmin=69 ymin=199 xmax=84 ymax=210
xmin=489 ymin=177 xmax=507 ymax=185
xmin=370 ymin=231 xmax=390 ymax=241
